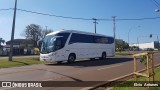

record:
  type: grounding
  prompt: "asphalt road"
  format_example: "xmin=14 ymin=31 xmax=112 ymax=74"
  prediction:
xmin=0 ymin=53 xmax=160 ymax=90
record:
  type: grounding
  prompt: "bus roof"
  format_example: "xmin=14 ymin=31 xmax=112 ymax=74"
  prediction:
xmin=46 ymin=30 xmax=113 ymax=38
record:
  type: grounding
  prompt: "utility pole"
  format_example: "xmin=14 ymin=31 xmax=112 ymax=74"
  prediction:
xmin=9 ymin=0 xmax=17 ymax=61
xmin=112 ymin=16 xmax=116 ymax=42
xmin=45 ymin=26 xmax=48 ymax=30
xmin=93 ymin=18 xmax=98 ymax=33
xmin=157 ymin=36 xmax=159 ymax=42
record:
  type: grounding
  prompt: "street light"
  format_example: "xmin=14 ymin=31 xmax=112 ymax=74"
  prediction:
xmin=128 ymin=26 xmax=141 ymax=47
xmin=155 ymin=9 xmax=160 ymax=12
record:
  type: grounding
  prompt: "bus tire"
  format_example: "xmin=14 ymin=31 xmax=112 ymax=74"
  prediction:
xmin=68 ymin=54 xmax=76 ymax=63
xmin=101 ymin=52 xmax=106 ymax=60
xmin=90 ymin=58 xmax=95 ymax=60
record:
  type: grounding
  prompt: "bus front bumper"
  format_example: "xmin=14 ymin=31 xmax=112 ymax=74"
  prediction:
xmin=40 ymin=53 xmax=54 ymax=62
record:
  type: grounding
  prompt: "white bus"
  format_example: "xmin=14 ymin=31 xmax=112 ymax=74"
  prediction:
xmin=40 ymin=30 xmax=115 ymax=63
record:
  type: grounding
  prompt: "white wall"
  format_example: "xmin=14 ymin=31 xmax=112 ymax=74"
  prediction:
xmin=139 ymin=42 xmax=154 ymax=50
xmin=130 ymin=42 xmax=155 ymax=50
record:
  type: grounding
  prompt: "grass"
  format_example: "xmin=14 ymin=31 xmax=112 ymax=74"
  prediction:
xmin=115 ymin=52 xmax=133 ymax=56
xmin=0 ymin=57 xmax=47 ymax=68
xmin=153 ymin=50 xmax=160 ymax=53
xmin=111 ymin=66 xmax=160 ymax=90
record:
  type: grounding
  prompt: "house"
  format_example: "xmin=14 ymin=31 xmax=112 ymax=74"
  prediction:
xmin=5 ymin=39 xmax=34 ymax=55
xmin=0 ymin=45 xmax=3 ymax=55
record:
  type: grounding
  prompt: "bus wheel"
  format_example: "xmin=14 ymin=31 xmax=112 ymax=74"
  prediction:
xmin=90 ymin=58 xmax=95 ymax=60
xmin=68 ymin=54 xmax=76 ymax=63
xmin=101 ymin=52 xmax=106 ymax=60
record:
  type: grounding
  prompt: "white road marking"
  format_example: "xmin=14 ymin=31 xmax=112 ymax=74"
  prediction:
xmin=97 ymin=64 xmax=123 ymax=70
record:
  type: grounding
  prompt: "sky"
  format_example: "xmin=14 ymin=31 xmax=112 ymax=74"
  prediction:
xmin=0 ymin=0 xmax=160 ymax=45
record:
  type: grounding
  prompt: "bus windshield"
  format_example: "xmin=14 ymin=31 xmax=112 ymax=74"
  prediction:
xmin=41 ymin=33 xmax=70 ymax=54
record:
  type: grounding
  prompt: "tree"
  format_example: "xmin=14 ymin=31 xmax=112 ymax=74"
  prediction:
xmin=122 ymin=41 xmax=129 ymax=49
xmin=22 ymin=24 xmax=53 ymax=47
xmin=115 ymin=39 xmax=129 ymax=52
xmin=130 ymin=46 xmax=139 ymax=51
xmin=115 ymin=40 xmax=122 ymax=52
xmin=23 ymin=24 xmax=42 ymax=47
xmin=0 ymin=37 xmax=5 ymax=46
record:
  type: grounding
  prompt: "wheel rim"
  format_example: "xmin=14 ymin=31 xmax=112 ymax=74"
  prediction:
xmin=69 ymin=55 xmax=75 ymax=62
xmin=102 ymin=53 xmax=106 ymax=58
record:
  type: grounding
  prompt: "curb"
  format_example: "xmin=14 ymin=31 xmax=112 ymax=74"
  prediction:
xmin=81 ymin=64 xmax=160 ymax=90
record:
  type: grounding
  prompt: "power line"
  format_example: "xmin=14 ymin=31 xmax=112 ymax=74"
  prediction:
xmin=150 ymin=0 xmax=159 ymax=7
xmin=17 ymin=8 xmax=92 ymax=21
xmin=18 ymin=8 xmax=160 ymax=21
xmin=1 ymin=8 xmax=160 ymax=21
xmin=99 ymin=17 xmax=160 ymax=21
xmin=150 ymin=0 xmax=160 ymax=8
xmin=117 ymin=17 xmax=160 ymax=21
xmin=153 ymin=0 xmax=160 ymax=7
xmin=0 ymin=8 xmax=13 ymax=11
xmin=0 ymin=8 xmax=92 ymax=20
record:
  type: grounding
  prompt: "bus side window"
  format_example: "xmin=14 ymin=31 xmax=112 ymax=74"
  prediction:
xmin=69 ymin=33 xmax=76 ymax=44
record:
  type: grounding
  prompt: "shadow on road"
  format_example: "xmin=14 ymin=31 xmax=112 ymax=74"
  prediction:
xmin=12 ymin=61 xmax=30 ymax=65
xmin=46 ymin=57 xmax=133 ymax=67
xmin=36 ymin=68 xmax=83 ymax=82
